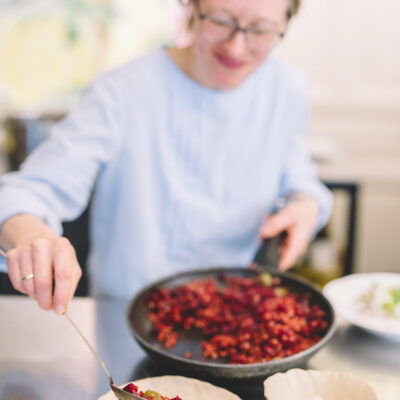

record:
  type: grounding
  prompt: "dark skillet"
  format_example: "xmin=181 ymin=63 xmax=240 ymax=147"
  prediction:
xmin=127 ymin=236 xmax=336 ymax=379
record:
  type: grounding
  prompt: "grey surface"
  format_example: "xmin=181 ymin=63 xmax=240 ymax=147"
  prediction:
xmin=0 ymin=295 xmax=399 ymax=400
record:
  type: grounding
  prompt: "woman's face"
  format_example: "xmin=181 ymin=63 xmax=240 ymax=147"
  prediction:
xmin=187 ymin=0 xmax=289 ymax=90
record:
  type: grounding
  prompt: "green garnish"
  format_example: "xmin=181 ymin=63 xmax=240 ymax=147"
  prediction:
xmin=144 ymin=390 xmax=163 ymax=400
xmin=260 ymin=272 xmax=273 ymax=286
xmin=381 ymin=287 xmax=400 ymax=317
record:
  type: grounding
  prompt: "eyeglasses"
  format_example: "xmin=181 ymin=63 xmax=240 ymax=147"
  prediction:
xmin=193 ymin=5 xmax=285 ymax=52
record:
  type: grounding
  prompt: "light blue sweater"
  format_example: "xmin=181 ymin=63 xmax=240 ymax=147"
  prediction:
xmin=0 ymin=48 xmax=332 ymax=298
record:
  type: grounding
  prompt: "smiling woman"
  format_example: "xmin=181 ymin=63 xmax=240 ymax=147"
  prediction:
xmin=171 ymin=0 xmax=300 ymax=89
xmin=0 ymin=0 xmax=332 ymax=314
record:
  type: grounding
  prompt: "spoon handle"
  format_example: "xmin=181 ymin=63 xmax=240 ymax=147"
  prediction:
xmin=63 ymin=312 xmax=113 ymax=384
xmin=64 ymin=314 xmax=146 ymax=400
xmin=0 ymin=249 xmax=111 ymax=381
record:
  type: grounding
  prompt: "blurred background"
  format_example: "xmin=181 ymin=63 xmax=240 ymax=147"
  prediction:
xmin=0 ymin=0 xmax=399 ymax=293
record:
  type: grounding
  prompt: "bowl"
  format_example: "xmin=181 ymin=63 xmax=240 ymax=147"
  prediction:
xmin=264 ymin=368 xmax=378 ymax=400
xmin=323 ymin=273 xmax=400 ymax=342
xmin=98 ymin=375 xmax=241 ymax=400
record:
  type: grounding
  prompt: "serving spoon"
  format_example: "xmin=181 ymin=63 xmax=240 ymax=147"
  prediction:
xmin=0 ymin=248 xmax=144 ymax=399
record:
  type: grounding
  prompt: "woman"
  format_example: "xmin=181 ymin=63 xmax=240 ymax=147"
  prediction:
xmin=0 ymin=0 xmax=332 ymax=314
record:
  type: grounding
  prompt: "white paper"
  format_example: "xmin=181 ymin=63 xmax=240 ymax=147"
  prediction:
xmin=264 ymin=369 xmax=378 ymax=400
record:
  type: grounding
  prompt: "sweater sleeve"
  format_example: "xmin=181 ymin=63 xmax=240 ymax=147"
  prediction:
xmin=278 ymin=71 xmax=333 ymax=232
xmin=0 ymin=74 xmax=122 ymax=270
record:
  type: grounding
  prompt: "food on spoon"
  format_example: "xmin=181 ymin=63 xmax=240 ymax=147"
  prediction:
xmin=123 ymin=383 xmax=182 ymax=400
xmin=146 ymin=273 xmax=329 ymax=364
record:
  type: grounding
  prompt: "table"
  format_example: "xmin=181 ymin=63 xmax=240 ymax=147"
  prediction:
xmin=1 ymin=295 xmax=399 ymax=400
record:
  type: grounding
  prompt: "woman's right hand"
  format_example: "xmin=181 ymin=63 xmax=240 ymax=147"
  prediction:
xmin=1 ymin=214 xmax=82 ymax=313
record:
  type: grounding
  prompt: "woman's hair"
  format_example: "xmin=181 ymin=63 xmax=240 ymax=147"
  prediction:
xmin=180 ymin=0 xmax=302 ymax=21
xmin=287 ymin=0 xmax=301 ymax=20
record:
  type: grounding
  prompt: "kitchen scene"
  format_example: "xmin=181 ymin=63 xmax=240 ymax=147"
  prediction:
xmin=0 ymin=0 xmax=399 ymax=399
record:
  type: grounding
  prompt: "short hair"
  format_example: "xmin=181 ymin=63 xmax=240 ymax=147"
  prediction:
xmin=180 ymin=0 xmax=302 ymax=22
xmin=287 ymin=0 xmax=301 ymax=20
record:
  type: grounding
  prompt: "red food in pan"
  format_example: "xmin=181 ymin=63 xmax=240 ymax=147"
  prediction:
xmin=145 ymin=273 xmax=328 ymax=364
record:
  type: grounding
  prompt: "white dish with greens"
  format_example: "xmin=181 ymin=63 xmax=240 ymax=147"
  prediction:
xmin=323 ymin=273 xmax=400 ymax=342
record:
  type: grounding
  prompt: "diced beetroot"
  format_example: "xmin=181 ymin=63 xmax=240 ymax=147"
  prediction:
xmin=123 ymin=383 xmax=138 ymax=394
xmin=146 ymin=274 xmax=328 ymax=363
xmin=122 ymin=383 xmax=182 ymax=400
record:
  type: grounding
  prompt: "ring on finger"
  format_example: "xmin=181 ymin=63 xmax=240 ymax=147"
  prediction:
xmin=22 ymin=273 xmax=35 ymax=281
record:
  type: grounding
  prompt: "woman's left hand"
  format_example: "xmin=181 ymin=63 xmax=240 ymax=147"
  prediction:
xmin=260 ymin=193 xmax=319 ymax=270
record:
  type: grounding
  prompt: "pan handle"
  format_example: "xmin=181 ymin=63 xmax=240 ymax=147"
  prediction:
xmin=253 ymin=197 xmax=290 ymax=270
xmin=252 ymin=233 xmax=286 ymax=270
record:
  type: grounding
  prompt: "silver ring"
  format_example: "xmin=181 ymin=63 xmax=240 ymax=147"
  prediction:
xmin=22 ymin=273 xmax=34 ymax=281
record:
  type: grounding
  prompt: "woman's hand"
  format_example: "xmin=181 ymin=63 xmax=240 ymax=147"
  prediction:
xmin=1 ymin=214 xmax=82 ymax=313
xmin=260 ymin=194 xmax=319 ymax=270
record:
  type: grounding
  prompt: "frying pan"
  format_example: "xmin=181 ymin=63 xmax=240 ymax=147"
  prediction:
xmin=127 ymin=238 xmax=336 ymax=379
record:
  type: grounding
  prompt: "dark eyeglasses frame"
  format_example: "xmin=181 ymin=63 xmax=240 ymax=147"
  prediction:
xmin=192 ymin=2 xmax=285 ymax=50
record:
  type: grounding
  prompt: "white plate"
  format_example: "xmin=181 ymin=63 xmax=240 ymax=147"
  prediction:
xmin=323 ymin=273 xmax=400 ymax=342
xmin=98 ymin=375 xmax=241 ymax=400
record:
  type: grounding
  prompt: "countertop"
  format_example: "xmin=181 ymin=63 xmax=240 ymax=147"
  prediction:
xmin=1 ymin=295 xmax=399 ymax=400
